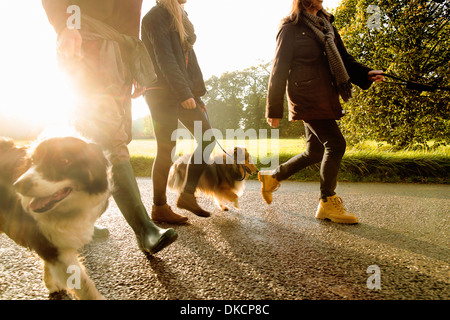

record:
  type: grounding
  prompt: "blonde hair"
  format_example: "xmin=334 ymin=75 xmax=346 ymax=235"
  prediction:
xmin=282 ymin=0 xmax=330 ymax=24
xmin=157 ymin=0 xmax=187 ymax=44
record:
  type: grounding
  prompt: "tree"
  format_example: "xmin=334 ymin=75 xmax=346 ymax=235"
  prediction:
xmin=240 ymin=63 xmax=270 ymax=132
xmin=204 ymin=63 xmax=305 ymax=138
xmin=333 ymin=0 xmax=449 ymax=147
xmin=203 ymin=71 xmax=246 ymax=133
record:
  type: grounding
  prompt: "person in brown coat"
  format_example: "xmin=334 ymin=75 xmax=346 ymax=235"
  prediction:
xmin=41 ymin=0 xmax=178 ymax=255
xmin=259 ymin=0 xmax=384 ymax=224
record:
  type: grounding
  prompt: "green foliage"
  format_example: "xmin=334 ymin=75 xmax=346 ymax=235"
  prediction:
xmin=132 ymin=116 xmax=155 ymax=139
xmin=203 ymin=62 xmax=305 ymax=138
xmin=333 ymin=0 xmax=450 ymax=147
xmin=128 ymin=138 xmax=449 ymax=183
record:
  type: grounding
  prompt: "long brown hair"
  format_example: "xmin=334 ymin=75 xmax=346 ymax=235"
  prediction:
xmin=157 ymin=0 xmax=187 ymax=44
xmin=282 ymin=0 xmax=330 ymax=24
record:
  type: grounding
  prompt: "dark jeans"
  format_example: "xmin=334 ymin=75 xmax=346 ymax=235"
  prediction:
xmin=273 ymin=119 xmax=346 ymax=200
xmin=144 ymin=90 xmax=215 ymax=206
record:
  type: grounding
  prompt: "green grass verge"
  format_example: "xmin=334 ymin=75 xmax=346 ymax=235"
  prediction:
xmin=129 ymin=139 xmax=449 ymax=184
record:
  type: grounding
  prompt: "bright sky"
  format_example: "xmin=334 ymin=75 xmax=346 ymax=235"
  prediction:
xmin=0 ymin=0 xmax=341 ymax=131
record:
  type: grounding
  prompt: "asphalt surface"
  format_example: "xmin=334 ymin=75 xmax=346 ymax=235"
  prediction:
xmin=0 ymin=180 xmax=448 ymax=300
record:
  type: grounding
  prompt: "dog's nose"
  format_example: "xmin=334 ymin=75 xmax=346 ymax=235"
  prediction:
xmin=14 ymin=177 xmax=34 ymax=195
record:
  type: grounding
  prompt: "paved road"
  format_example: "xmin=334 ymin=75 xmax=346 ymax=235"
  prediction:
xmin=0 ymin=180 xmax=448 ymax=300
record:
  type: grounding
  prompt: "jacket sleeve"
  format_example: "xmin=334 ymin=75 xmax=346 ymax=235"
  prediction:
xmin=42 ymin=0 xmax=71 ymax=34
xmin=266 ymin=25 xmax=295 ymax=119
xmin=334 ymin=27 xmax=373 ymax=90
xmin=141 ymin=13 xmax=194 ymax=103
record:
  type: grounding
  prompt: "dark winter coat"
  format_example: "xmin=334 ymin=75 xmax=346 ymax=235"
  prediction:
xmin=266 ymin=16 xmax=373 ymax=121
xmin=141 ymin=5 xmax=206 ymax=105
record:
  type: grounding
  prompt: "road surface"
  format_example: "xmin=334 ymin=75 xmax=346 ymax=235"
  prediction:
xmin=0 ymin=180 xmax=448 ymax=301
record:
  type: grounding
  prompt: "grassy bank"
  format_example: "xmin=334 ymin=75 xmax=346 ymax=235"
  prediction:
xmin=129 ymin=139 xmax=449 ymax=184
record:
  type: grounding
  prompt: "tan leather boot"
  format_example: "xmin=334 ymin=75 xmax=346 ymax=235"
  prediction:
xmin=151 ymin=204 xmax=188 ymax=224
xmin=315 ymin=195 xmax=358 ymax=224
xmin=258 ymin=171 xmax=280 ymax=205
xmin=177 ymin=192 xmax=211 ymax=217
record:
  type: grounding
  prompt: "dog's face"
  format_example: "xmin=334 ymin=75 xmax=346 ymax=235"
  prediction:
xmin=233 ymin=146 xmax=259 ymax=175
xmin=14 ymin=137 xmax=110 ymax=216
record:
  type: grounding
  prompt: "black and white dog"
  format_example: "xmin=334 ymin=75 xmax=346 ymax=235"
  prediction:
xmin=0 ymin=136 xmax=111 ymax=300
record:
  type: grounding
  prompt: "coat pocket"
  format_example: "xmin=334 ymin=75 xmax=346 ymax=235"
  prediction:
xmin=288 ymin=66 xmax=321 ymax=96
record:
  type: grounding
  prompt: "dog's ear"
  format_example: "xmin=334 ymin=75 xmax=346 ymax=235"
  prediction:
xmin=234 ymin=146 xmax=247 ymax=165
xmin=233 ymin=146 xmax=240 ymax=164
xmin=84 ymin=143 xmax=109 ymax=194
xmin=0 ymin=139 xmax=30 ymax=183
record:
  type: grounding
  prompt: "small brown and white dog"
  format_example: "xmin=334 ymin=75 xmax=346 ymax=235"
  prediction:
xmin=168 ymin=146 xmax=258 ymax=211
xmin=0 ymin=136 xmax=111 ymax=300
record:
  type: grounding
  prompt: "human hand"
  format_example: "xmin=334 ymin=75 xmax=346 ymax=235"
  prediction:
xmin=368 ymin=70 xmax=385 ymax=83
xmin=267 ymin=118 xmax=280 ymax=128
xmin=181 ymin=98 xmax=196 ymax=109
xmin=57 ymin=27 xmax=83 ymax=60
xmin=131 ymin=80 xmax=146 ymax=99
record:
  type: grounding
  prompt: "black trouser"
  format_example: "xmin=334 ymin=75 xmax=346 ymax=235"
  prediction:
xmin=273 ymin=119 xmax=346 ymax=200
xmin=145 ymin=90 xmax=215 ymax=206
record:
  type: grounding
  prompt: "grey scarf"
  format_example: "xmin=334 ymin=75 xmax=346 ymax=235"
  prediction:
xmin=302 ymin=11 xmax=352 ymax=102
xmin=182 ymin=10 xmax=196 ymax=53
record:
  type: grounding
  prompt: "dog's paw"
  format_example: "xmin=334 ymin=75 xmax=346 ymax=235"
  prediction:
xmin=49 ymin=290 xmax=72 ymax=300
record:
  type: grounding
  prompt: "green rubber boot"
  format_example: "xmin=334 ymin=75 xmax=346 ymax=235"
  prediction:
xmin=112 ymin=161 xmax=178 ymax=255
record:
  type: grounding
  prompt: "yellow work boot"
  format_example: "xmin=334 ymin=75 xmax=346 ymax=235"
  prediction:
xmin=315 ymin=195 xmax=358 ymax=224
xmin=258 ymin=171 xmax=280 ymax=205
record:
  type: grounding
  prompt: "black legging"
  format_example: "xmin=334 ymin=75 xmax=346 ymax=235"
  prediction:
xmin=273 ymin=119 xmax=346 ymax=199
xmin=145 ymin=90 xmax=215 ymax=206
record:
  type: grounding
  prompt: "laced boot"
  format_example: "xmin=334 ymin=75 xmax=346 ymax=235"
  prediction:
xmin=93 ymin=225 xmax=110 ymax=239
xmin=258 ymin=170 xmax=280 ymax=205
xmin=315 ymin=195 xmax=358 ymax=224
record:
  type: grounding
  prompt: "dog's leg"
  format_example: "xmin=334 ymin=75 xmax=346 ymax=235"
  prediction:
xmin=212 ymin=182 xmax=237 ymax=211
xmin=44 ymin=261 xmax=66 ymax=294
xmin=49 ymin=251 xmax=105 ymax=300
xmin=71 ymin=261 xmax=105 ymax=300
xmin=214 ymin=197 xmax=228 ymax=211
xmin=217 ymin=189 xmax=240 ymax=210
xmin=233 ymin=198 xmax=239 ymax=209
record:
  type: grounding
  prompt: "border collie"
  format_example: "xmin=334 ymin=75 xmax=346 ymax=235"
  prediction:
xmin=0 ymin=136 xmax=111 ymax=300
xmin=168 ymin=146 xmax=258 ymax=211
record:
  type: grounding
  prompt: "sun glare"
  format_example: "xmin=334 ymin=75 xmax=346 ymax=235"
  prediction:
xmin=0 ymin=2 xmax=79 ymax=138
xmin=0 ymin=0 xmax=341 ymax=139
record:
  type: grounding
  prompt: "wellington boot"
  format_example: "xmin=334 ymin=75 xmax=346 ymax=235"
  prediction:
xmin=112 ymin=161 xmax=178 ymax=255
xmin=151 ymin=204 xmax=189 ymax=225
xmin=315 ymin=195 xmax=358 ymax=224
xmin=258 ymin=171 xmax=280 ymax=205
xmin=176 ymin=192 xmax=211 ymax=217
xmin=93 ymin=225 xmax=110 ymax=239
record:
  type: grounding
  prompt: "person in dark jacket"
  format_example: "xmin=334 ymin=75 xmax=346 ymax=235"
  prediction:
xmin=141 ymin=0 xmax=215 ymax=223
xmin=41 ymin=0 xmax=178 ymax=255
xmin=259 ymin=0 xmax=384 ymax=224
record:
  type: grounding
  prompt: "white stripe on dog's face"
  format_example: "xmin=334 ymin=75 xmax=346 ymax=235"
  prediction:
xmin=15 ymin=166 xmax=72 ymax=198
xmin=15 ymin=166 xmax=74 ymax=214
